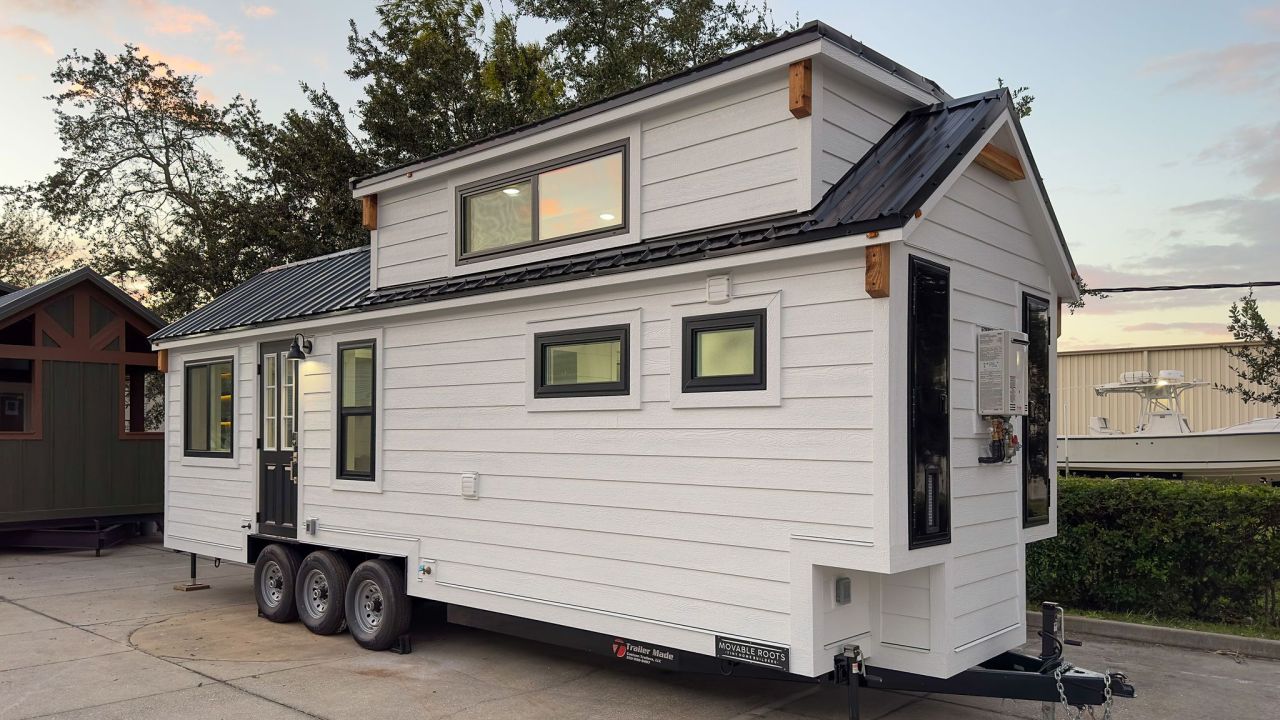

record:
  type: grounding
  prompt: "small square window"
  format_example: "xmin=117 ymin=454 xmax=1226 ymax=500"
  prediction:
xmin=682 ymin=310 xmax=766 ymax=392
xmin=534 ymin=325 xmax=629 ymax=398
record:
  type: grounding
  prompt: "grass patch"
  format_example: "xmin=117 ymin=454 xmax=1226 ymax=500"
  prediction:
xmin=1035 ymin=605 xmax=1280 ymax=642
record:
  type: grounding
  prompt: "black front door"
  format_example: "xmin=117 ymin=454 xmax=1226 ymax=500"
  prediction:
xmin=259 ymin=341 xmax=298 ymax=537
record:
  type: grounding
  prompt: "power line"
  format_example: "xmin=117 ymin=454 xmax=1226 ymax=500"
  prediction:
xmin=1090 ymin=281 xmax=1280 ymax=294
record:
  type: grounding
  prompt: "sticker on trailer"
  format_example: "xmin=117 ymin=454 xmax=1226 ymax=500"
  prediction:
xmin=609 ymin=637 xmax=680 ymax=668
xmin=714 ymin=636 xmax=789 ymax=671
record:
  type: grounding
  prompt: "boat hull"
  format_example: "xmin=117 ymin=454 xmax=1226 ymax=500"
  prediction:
xmin=1056 ymin=431 xmax=1280 ymax=483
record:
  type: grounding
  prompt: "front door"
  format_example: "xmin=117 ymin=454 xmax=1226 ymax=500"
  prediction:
xmin=259 ymin=341 xmax=298 ymax=537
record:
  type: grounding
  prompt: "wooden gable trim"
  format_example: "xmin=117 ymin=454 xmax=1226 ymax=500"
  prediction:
xmin=865 ymin=243 xmax=890 ymax=298
xmin=789 ymin=58 xmax=812 ymax=118
xmin=362 ymin=195 xmax=378 ymax=231
xmin=975 ymin=143 xmax=1026 ymax=181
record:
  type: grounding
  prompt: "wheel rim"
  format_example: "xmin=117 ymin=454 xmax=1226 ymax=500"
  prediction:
xmin=303 ymin=568 xmax=330 ymax=619
xmin=261 ymin=560 xmax=285 ymax=608
xmin=353 ymin=579 xmax=384 ymax=634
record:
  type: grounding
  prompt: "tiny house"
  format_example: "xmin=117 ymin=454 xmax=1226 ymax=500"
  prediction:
xmin=152 ymin=22 xmax=1079 ymax=681
xmin=0 ymin=268 xmax=165 ymax=547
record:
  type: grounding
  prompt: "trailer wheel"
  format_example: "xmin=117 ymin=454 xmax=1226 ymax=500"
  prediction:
xmin=254 ymin=544 xmax=300 ymax=623
xmin=296 ymin=550 xmax=351 ymax=635
xmin=345 ymin=558 xmax=411 ymax=651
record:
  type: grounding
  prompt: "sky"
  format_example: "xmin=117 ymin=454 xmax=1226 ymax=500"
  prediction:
xmin=1 ymin=1 xmax=1278 ymax=351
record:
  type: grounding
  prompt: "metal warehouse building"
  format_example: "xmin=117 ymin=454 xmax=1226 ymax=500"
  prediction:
xmin=1057 ymin=341 xmax=1279 ymax=436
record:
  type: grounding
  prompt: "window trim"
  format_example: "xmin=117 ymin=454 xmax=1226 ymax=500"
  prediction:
xmin=118 ymin=364 xmax=164 ymax=441
xmin=336 ymin=340 xmax=377 ymax=481
xmin=907 ymin=255 xmax=951 ymax=550
xmin=183 ymin=357 xmax=235 ymax=459
xmin=681 ymin=309 xmax=767 ymax=393
xmin=1022 ymin=292 xmax=1052 ymax=528
xmin=533 ymin=324 xmax=630 ymax=398
xmin=456 ymin=140 xmax=629 ymax=264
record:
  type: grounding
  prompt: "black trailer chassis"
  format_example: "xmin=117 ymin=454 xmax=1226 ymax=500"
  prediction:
xmin=451 ymin=602 xmax=1134 ymax=720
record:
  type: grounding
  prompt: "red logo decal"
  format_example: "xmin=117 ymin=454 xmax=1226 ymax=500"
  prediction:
xmin=612 ymin=639 xmax=627 ymax=657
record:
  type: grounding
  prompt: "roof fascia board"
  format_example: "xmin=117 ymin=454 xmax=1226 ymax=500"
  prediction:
xmin=353 ymin=39 xmax=825 ymax=196
xmin=0 ymin=268 xmax=164 ymax=330
xmin=153 ymin=228 xmax=897 ymax=350
xmin=816 ymin=38 xmax=941 ymax=105
xmin=898 ymin=108 xmax=1078 ymax=301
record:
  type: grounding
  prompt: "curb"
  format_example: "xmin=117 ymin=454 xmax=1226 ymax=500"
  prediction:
xmin=1026 ymin=611 xmax=1280 ymax=661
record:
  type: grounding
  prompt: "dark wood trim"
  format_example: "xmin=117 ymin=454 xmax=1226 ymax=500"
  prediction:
xmin=0 ymin=357 xmax=42 ymax=441
xmin=533 ymin=325 xmax=630 ymax=398
xmin=681 ymin=309 xmax=767 ymax=393
xmin=336 ymin=340 xmax=377 ymax=481
xmin=117 ymin=363 xmax=165 ymax=441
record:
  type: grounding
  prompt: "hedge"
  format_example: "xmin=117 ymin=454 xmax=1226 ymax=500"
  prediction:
xmin=1027 ymin=476 xmax=1280 ymax=627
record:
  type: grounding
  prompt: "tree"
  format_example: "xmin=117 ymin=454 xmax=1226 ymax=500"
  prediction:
xmin=998 ymin=77 xmax=1034 ymax=119
xmin=1220 ymin=292 xmax=1280 ymax=411
xmin=518 ymin=0 xmax=781 ymax=105
xmin=0 ymin=201 xmax=73 ymax=287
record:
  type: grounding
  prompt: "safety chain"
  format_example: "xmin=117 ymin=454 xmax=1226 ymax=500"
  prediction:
xmin=1053 ymin=665 xmax=1115 ymax=720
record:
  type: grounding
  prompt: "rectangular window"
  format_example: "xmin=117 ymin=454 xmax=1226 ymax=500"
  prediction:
xmin=0 ymin=359 xmax=34 ymax=433
xmin=908 ymin=256 xmax=950 ymax=549
xmin=534 ymin=325 xmax=628 ymax=398
xmin=682 ymin=310 xmax=766 ymax=393
xmin=1023 ymin=293 xmax=1052 ymax=527
xmin=263 ymin=353 xmax=278 ymax=451
xmin=123 ymin=365 xmax=164 ymax=433
xmin=460 ymin=144 xmax=626 ymax=261
xmin=338 ymin=342 xmax=375 ymax=480
xmin=282 ymin=354 xmax=297 ymax=451
xmin=185 ymin=359 xmax=234 ymax=457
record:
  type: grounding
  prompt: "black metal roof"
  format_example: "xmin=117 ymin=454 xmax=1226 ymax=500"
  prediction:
xmin=350 ymin=20 xmax=949 ymax=189
xmin=150 ymin=247 xmax=370 ymax=340
xmin=0 ymin=266 xmax=165 ymax=330
xmin=0 ymin=280 xmax=18 ymax=295
xmin=154 ymin=90 xmax=1044 ymax=343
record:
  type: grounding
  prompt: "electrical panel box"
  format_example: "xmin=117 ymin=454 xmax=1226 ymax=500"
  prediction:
xmin=977 ymin=329 xmax=1029 ymax=416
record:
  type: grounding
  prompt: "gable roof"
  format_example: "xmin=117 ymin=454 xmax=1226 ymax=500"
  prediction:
xmin=154 ymin=89 xmax=1067 ymax=343
xmin=350 ymin=20 xmax=949 ymax=190
xmin=0 ymin=267 xmax=165 ymax=330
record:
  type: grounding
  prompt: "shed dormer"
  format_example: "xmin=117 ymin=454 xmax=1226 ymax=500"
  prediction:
xmin=351 ymin=21 xmax=949 ymax=291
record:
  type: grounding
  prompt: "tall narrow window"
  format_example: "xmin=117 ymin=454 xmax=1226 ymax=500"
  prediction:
xmin=185 ymin=359 xmax=234 ymax=457
xmin=338 ymin=342 xmax=375 ymax=480
xmin=0 ymin=359 xmax=34 ymax=433
xmin=263 ymin=353 xmax=278 ymax=451
xmin=534 ymin=325 xmax=628 ymax=398
xmin=282 ymin=354 xmax=297 ymax=450
xmin=1023 ymin=293 xmax=1052 ymax=527
xmin=907 ymin=256 xmax=950 ymax=548
xmin=123 ymin=365 xmax=164 ymax=434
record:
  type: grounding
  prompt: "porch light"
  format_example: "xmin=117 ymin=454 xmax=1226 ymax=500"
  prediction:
xmin=286 ymin=334 xmax=312 ymax=361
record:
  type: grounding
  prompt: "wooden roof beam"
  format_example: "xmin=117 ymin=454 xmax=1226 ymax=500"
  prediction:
xmin=975 ymin=143 xmax=1026 ymax=181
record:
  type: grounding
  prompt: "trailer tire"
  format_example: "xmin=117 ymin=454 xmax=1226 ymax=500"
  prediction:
xmin=296 ymin=550 xmax=351 ymax=635
xmin=345 ymin=558 xmax=411 ymax=651
xmin=255 ymin=544 xmax=300 ymax=623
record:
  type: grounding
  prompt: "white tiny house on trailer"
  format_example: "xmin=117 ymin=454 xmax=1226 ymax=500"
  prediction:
xmin=152 ymin=21 xmax=1079 ymax=682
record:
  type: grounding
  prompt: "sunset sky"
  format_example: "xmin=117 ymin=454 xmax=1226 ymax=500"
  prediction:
xmin=1 ymin=1 xmax=1278 ymax=351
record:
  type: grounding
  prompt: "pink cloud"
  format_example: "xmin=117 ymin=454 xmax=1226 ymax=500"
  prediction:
xmin=1248 ymin=5 xmax=1280 ymax=30
xmin=216 ymin=29 xmax=245 ymax=56
xmin=1121 ymin=321 xmax=1229 ymax=335
xmin=135 ymin=43 xmax=212 ymax=76
xmin=7 ymin=0 xmax=97 ymax=13
xmin=1144 ymin=42 xmax=1280 ymax=94
xmin=1198 ymin=122 xmax=1280 ymax=196
xmin=0 ymin=24 xmax=54 ymax=56
xmin=243 ymin=5 xmax=276 ymax=18
xmin=131 ymin=1 xmax=215 ymax=35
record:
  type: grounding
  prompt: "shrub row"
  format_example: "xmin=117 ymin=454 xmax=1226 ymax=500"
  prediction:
xmin=1027 ymin=476 xmax=1280 ymax=627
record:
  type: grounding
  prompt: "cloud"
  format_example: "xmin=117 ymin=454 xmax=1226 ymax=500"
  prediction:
xmin=1144 ymin=42 xmax=1280 ymax=94
xmin=0 ymin=24 xmax=54 ymax=55
xmin=130 ymin=1 xmax=215 ymax=35
xmin=1198 ymin=122 xmax=1280 ymax=196
xmin=6 ymin=0 xmax=97 ymax=13
xmin=243 ymin=5 xmax=276 ymax=18
xmin=216 ymin=29 xmax=245 ymax=56
xmin=1248 ymin=5 xmax=1280 ymax=30
xmin=134 ymin=43 xmax=212 ymax=76
xmin=1121 ymin=321 xmax=1228 ymax=335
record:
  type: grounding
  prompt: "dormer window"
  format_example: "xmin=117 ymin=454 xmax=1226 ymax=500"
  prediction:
xmin=459 ymin=142 xmax=627 ymax=262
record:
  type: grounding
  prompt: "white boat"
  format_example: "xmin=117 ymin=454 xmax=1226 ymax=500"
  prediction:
xmin=1056 ymin=370 xmax=1280 ymax=485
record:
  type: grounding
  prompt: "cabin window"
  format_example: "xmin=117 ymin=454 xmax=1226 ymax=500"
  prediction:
xmin=682 ymin=310 xmax=766 ymax=392
xmin=907 ymin=256 xmax=950 ymax=549
xmin=122 ymin=365 xmax=164 ymax=434
xmin=0 ymin=359 xmax=35 ymax=433
xmin=459 ymin=143 xmax=626 ymax=261
xmin=185 ymin=359 xmax=234 ymax=457
xmin=534 ymin=325 xmax=628 ymax=398
xmin=1023 ymin=293 xmax=1052 ymax=527
xmin=338 ymin=342 xmax=376 ymax=480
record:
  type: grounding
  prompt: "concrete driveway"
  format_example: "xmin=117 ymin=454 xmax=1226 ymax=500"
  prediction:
xmin=1 ymin=539 xmax=1277 ymax=719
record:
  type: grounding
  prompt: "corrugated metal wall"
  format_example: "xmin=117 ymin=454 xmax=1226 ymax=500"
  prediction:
xmin=1058 ymin=342 xmax=1279 ymax=436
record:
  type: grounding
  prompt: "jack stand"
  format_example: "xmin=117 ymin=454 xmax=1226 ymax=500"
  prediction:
xmin=173 ymin=552 xmax=211 ymax=591
xmin=835 ymin=647 xmax=865 ymax=720
xmin=390 ymin=633 xmax=413 ymax=654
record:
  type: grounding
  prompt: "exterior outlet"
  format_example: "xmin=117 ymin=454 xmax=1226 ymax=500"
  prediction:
xmin=834 ymin=576 xmax=852 ymax=606
xmin=304 ymin=517 xmax=318 ymax=535
xmin=706 ymin=274 xmax=732 ymax=304
xmin=460 ymin=471 xmax=479 ymax=499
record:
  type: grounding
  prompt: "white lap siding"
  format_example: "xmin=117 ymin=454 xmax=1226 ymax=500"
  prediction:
xmin=297 ymin=250 xmax=876 ymax=651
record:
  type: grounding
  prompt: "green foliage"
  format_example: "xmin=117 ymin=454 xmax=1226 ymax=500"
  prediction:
xmin=0 ymin=200 xmax=72 ymax=287
xmin=1028 ymin=477 xmax=1280 ymax=627
xmin=997 ymin=77 xmax=1034 ymax=119
xmin=1219 ymin=291 xmax=1280 ymax=410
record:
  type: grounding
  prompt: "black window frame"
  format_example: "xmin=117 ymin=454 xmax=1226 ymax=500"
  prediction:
xmin=183 ymin=357 xmax=235 ymax=459
xmin=907 ymin=256 xmax=951 ymax=549
xmin=337 ymin=340 xmax=377 ymax=481
xmin=533 ymin=325 xmax=630 ymax=398
xmin=681 ymin=309 xmax=767 ymax=393
xmin=1022 ymin=292 xmax=1052 ymax=528
xmin=456 ymin=141 xmax=629 ymax=264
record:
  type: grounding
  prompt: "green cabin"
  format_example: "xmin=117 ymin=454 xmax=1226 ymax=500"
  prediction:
xmin=0 ymin=268 xmax=164 ymax=534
